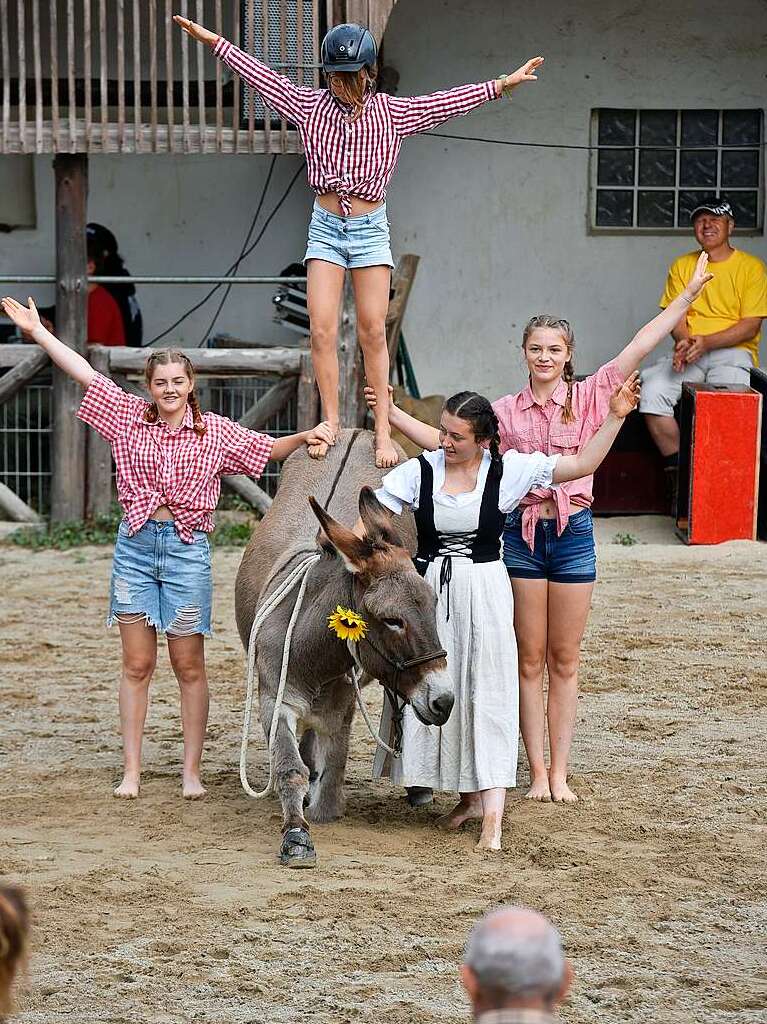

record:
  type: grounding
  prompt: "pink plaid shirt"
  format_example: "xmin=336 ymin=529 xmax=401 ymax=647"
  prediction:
xmin=492 ymin=360 xmax=625 ymax=550
xmin=214 ymin=38 xmax=498 ymax=215
xmin=77 ymin=373 xmax=274 ymax=543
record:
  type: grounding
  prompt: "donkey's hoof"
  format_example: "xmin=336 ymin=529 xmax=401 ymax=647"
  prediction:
xmin=279 ymin=827 xmax=317 ymax=869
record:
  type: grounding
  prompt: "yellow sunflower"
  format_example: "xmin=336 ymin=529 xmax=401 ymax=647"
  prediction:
xmin=328 ymin=605 xmax=368 ymax=642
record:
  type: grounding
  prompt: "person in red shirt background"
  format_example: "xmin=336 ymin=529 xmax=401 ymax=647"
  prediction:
xmin=86 ymin=235 xmax=126 ymax=346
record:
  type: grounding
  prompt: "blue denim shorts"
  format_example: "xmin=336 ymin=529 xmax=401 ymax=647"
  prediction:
xmin=108 ymin=520 xmax=213 ymax=636
xmin=503 ymin=508 xmax=597 ymax=584
xmin=303 ymin=200 xmax=394 ymax=269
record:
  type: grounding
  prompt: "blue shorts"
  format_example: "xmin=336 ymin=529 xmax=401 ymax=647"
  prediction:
xmin=303 ymin=200 xmax=394 ymax=269
xmin=503 ymin=508 xmax=597 ymax=584
xmin=108 ymin=520 xmax=213 ymax=636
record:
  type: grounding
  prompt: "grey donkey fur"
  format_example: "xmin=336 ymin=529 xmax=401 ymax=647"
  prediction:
xmin=235 ymin=429 xmax=454 ymax=867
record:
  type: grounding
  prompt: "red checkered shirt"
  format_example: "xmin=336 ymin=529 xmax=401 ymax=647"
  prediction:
xmin=77 ymin=372 xmax=274 ymax=543
xmin=213 ymin=37 xmax=499 ymax=215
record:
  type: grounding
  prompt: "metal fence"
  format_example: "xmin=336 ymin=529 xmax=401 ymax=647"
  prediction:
xmin=0 ymin=371 xmax=295 ymax=515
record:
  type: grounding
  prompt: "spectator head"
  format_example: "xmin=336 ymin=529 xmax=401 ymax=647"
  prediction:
xmin=691 ymin=198 xmax=734 ymax=253
xmin=0 ymin=886 xmax=29 ymax=1018
xmin=461 ymin=906 xmax=571 ymax=1018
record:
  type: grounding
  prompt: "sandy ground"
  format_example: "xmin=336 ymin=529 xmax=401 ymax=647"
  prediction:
xmin=1 ymin=516 xmax=766 ymax=1024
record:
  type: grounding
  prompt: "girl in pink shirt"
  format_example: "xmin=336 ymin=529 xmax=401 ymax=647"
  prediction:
xmin=175 ymin=14 xmax=543 ymax=469
xmin=1 ymin=294 xmax=332 ymax=802
xmin=368 ymin=252 xmax=712 ymax=805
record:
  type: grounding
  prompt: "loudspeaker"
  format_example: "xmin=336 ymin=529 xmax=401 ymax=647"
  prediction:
xmin=676 ymin=383 xmax=762 ymax=544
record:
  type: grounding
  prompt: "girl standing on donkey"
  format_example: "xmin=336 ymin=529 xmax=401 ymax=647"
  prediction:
xmin=175 ymin=14 xmax=544 ymax=468
xmin=1 ymin=295 xmax=332 ymax=801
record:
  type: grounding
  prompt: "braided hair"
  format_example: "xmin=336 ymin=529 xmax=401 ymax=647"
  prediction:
xmin=443 ymin=391 xmax=503 ymax=480
xmin=143 ymin=349 xmax=206 ymax=437
xmin=0 ymin=885 xmax=29 ymax=1018
xmin=522 ymin=314 xmax=577 ymax=425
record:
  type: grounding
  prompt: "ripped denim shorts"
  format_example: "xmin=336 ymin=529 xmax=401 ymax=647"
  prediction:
xmin=108 ymin=519 xmax=213 ymax=637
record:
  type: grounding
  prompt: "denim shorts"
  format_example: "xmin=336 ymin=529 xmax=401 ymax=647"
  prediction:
xmin=108 ymin=520 xmax=213 ymax=636
xmin=303 ymin=200 xmax=394 ymax=269
xmin=503 ymin=508 xmax=597 ymax=584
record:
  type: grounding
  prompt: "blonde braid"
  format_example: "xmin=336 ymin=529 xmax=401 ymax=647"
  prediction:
xmin=187 ymin=389 xmax=207 ymax=438
xmin=522 ymin=314 xmax=577 ymax=424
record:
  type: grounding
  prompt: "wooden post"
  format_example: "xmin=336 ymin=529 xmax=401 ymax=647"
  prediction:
xmin=337 ymin=273 xmax=365 ymax=427
xmin=51 ymin=154 xmax=88 ymax=522
xmin=86 ymin=346 xmax=113 ymax=518
xmin=296 ymin=349 xmax=320 ymax=432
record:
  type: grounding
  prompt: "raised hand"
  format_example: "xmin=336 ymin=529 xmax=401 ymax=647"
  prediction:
xmin=363 ymin=383 xmax=394 ymax=412
xmin=173 ymin=15 xmax=219 ymax=48
xmin=682 ymin=251 xmax=714 ymax=303
xmin=609 ymin=371 xmax=641 ymax=419
xmin=501 ymin=56 xmax=544 ymax=93
xmin=1 ymin=296 xmax=42 ymax=336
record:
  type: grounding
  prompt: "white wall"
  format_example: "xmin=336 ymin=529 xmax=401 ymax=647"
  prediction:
xmin=0 ymin=152 xmax=312 ymax=347
xmin=383 ymin=0 xmax=767 ymax=398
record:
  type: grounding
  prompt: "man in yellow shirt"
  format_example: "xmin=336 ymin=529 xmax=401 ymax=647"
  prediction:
xmin=641 ymin=198 xmax=767 ymax=472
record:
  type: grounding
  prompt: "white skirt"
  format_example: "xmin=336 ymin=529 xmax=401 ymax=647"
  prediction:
xmin=374 ymin=555 xmax=519 ymax=792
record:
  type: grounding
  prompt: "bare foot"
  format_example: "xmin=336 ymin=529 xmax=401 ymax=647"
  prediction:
xmin=525 ymin=775 xmax=552 ymax=802
xmin=308 ymin=440 xmax=330 ymax=460
xmin=550 ymin=779 xmax=578 ymax=803
xmin=374 ymin=435 xmax=399 ymax=470
xmin=182 ymin=775 xmax=207 ymax=800
xmin=475 ymin=811 xmax=503 ymax=851
xmin=436 ymin=796 xmax=482 ymax=830
xmin=113 ymin=776 xmax=140 ymax=799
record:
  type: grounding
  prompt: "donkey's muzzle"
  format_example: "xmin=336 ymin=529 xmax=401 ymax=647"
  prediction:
xmin=411 ymin=668 xmax=454 ymax=727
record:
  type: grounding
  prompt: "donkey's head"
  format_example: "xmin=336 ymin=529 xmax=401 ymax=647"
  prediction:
xmin=309 ymin=487 xmax=454 ymax=727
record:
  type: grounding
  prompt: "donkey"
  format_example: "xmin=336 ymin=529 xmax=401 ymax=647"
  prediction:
xmin=235 ymin=430 xmax=453 ymax=868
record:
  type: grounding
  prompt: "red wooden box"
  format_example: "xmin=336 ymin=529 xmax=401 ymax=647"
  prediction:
xmin=676 ymin=383 xmax=762 ymax=544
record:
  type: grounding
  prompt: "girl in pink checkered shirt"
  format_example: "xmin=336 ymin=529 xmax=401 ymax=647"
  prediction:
xmin=175 ymin=14 xmax=543 ymax=469
xmin=1 ymin=295 xmax=332 ymax=801
xmin=366 ymin=252 xmax=712 ymax=808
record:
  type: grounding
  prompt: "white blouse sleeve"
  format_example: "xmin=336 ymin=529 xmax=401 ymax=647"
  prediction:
xmin=499 ymin=450 xmax=559 ymax=513
xmin=374 ymin=457 xmax=422 ymax=514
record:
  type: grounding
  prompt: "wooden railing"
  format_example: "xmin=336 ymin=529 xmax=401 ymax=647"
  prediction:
xmin=0 ymin=0 xmax=321 ymax=155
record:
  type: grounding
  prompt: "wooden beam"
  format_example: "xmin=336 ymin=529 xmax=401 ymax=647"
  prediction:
xmin=337 ymin=274 xmax=365 ymax=427
xmin=86 ymin=346 xmax=113 ymax=517
xmin=209 ymin=334 xmax=303 ymax=350
xmin=0 ymin=481 xmax=43 ymax=523
xmin=51 ymin=154 xmax=88 ymax=522
xmin=222 ymin=475 xmax=272 ymax=515
xmin=296 ymin=349 xmax=320 ymax=432
xmin=108 ymin=347 xmax=302 ymax=376
xmin=110 ymin=371 xmax=147 ymax=399
xmin=239 ymin=377 xmax=296 ymax=432
xmin=0 ymin=348 xmax=49 ymax=404
xmin=386 ymin=253 xmax=419 ymax=363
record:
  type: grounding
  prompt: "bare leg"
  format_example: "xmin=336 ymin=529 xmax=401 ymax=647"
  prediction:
xmin=545 ymin=581 xmax=594 ymax=803
xmin=475 ymin=788 xmax=506 ymax=851
xmin=351 ymin=265 xmax=398 ymax=468
xmin=306 ymin=259 xmax=345 ymax=458
xmin=115 ymin=617 xmax=157 ymax=798
xmin=167 ymin=632 xmax=209 ymax=799
xmin=436 ymin=792 xmax=483 ymax=829
xmin=644 ymin=413 xmax=680 ymax=457
xmin=510 ymin=578 xmax=551 ymax=800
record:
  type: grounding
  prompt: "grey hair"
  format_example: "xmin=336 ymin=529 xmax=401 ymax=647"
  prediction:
xmin=463 ymin=906 xmax=565 ymax=1002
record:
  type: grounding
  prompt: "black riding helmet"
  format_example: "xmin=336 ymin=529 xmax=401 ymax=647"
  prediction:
xmin=321 ymin=23 xmax=377 ymax=73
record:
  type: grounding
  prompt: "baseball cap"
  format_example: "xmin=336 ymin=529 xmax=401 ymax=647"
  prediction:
xmin=689 ymin=198 xmax=734 ymax=221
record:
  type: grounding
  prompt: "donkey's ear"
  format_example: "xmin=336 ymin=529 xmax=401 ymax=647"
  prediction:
xmin=308 ymin=496 xmax=372 ymax=573
xmin=358 ymin=486 xmax=402 ymax=546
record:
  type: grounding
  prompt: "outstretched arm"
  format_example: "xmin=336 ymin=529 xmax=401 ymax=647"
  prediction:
xmin=1 ymin=296 xmax=95 ymax=388
xmin=174 ymin=15 xmax=310 ymax=125
xmin=364 ymin=384 xmax=440 ymax=451
xmin=388 ymin=56 xmax=544 ymax=138
xmin=270 ymin=423 xmax=336 ymax=462
xmin=613 ymin=251 xmax=713 ymax=378
xmin=552 ymin=373 xmax=640 ymax=484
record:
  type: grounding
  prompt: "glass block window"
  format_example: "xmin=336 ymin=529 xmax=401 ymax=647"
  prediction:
xmin=591 ymin=109 xmax=763 ymax=231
